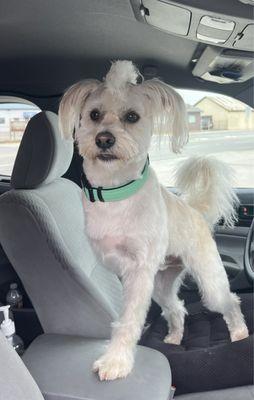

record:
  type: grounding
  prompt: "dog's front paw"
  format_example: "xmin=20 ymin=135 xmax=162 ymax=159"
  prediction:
xmin=93 ymin=350 xmax=134 ymax=381
xmin=164 ymin=332 xmax=183 ymax=345
xmin=230 ymin=325 xmax=249 ymax=342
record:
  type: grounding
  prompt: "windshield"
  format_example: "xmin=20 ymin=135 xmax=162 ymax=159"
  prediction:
xmin=150 ymin=90 xmax=254 ymax=188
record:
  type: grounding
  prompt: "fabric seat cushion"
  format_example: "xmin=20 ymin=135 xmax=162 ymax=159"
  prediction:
xmin=140 ymin=293 xmax=253 ymax=396
xmin=177 ymin=385 xmax=254 ymax=400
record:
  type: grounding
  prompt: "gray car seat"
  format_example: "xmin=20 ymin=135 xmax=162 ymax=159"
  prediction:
xmin=0 ymin=331 xmax=43 ymax=400
xmin=0 ymin=327 xmax=252 ymax=400
xmin=0 ymin=111 xmax=122 ymax=338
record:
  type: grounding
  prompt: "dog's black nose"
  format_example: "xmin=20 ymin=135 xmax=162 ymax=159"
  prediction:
xmin=95 ymin=131 xmax=115 ymax=150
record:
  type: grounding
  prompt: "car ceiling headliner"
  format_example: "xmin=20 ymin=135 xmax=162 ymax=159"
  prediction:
xmin=0 ymin=0 xmax=253 ymax=108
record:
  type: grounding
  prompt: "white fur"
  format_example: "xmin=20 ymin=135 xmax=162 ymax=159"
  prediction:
xmin=175 ymin=156 xmax=240 ymax=229
xmin=59 ymin=79 xmax=99 ymax=139
xmin=141 ymin=79 xmax=189 ymax=152
xmin=59 ymin=60 xmax=248 ymax=381
xmin=105 ymin=60 xmax=139 ymax=95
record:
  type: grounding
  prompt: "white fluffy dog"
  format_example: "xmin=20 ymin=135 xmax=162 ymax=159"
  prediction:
xmin=59 ymin=60 xmax=248 ymax=381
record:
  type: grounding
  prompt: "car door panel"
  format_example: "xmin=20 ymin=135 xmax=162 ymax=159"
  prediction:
xmin=214 ymin=189 xmax=253 ymax=291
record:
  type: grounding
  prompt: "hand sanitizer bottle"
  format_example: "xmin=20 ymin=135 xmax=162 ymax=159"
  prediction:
xmin=0 ymin=305 xmax=24 ymax=356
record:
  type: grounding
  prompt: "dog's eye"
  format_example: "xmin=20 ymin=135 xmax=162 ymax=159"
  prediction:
xmin=125 ymin=111 xmax=140 ymax=124
xmin=90 ymin=109 xmax=100 ymax=121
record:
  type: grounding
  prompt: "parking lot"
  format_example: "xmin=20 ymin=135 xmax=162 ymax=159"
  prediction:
xmin=150 ymin=130 xmax=254 ymax=188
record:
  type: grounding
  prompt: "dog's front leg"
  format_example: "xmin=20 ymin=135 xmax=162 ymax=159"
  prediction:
xmin=93 ymin=267 xmax=155 ymax=381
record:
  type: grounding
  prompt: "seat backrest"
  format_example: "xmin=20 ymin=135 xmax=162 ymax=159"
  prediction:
xmin=0 ymin=112 xmax=122 ymax=338
xmin=0 ymin=331 xmax=44 ymax=400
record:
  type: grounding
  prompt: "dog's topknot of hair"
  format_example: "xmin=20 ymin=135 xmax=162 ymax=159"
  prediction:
xmin=105 ymin=60 xmax=139 ymax=93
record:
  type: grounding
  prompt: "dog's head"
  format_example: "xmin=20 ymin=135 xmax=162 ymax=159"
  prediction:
xmin=59 ymin=60 xmax=188 ymax=167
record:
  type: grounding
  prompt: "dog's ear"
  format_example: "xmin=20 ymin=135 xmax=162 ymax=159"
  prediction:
xmin=59 ymin=80 xmax=99 ymax=139
xmin=141 ymin=79 xmax=189 ymax=153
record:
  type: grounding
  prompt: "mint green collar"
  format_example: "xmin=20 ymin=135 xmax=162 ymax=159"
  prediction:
xmin=82 ymin=158 xmax=150 ymax=202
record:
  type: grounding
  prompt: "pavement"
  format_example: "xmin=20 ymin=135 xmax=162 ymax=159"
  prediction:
xmin=0 ymin=130 xmax=253 ymax=187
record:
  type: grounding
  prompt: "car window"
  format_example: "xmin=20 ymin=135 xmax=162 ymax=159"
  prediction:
xmin=150 ymin=90 xmax=254 ymax=188
xmin=0 ymin=99 xmax=40 ymax=176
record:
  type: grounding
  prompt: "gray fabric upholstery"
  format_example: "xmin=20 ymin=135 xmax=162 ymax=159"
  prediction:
xmin=11 ymin=111 xmax=73 ymax=189
xmin=0 ymin=112 xmax=123 ymax=338
xmin=0 ymin=332 xmax=44 ymax=400
xmin=178 ymin=385 xmax=254 ymax=400
xmin=23 ymin=333 xmax=171 ymax=400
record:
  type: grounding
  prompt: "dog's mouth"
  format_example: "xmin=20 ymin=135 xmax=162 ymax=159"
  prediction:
xmin=97 ymin=153 xmax=118 ymax=162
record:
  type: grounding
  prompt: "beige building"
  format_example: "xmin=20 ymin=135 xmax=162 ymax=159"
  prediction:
xmin=195 ymin=96 xmax=254 ymax=130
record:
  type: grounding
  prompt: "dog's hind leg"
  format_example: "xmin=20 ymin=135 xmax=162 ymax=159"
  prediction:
xmin=153 ymin=263 xmax=187 ymax=345
xmin=182 ymin=237 xmax=249 ymax=342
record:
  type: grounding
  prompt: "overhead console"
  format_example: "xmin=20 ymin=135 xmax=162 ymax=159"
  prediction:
xmin=196 ymin=16 xmax=235 ymax=45
xmin=131 ymin=0 xmax=254 ymax=82
xmin=133 ymin=0 xmax=254 ymax=50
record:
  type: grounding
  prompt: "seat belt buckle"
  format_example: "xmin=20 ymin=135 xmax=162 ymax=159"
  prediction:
xmin=169 ymin=386 xmax=176 ymax=400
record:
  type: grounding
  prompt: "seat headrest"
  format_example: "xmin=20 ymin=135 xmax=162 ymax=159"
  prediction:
xmin=11 ymin=111 xmax=73 ymax=189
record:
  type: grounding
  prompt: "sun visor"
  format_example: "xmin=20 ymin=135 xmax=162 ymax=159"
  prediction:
xmin=141 ymin=0 xmax=191 ymax=36
xmin=233 ymin=24 xmax=254 ymax=51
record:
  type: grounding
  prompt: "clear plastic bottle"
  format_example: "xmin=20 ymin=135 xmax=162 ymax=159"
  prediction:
xmin=6 ymin=283 xmax=23 ymax=309
xmin=0 ymin=305 xmax=24 ymax=356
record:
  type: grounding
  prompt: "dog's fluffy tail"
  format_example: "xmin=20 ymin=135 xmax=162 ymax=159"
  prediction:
xmin=175 ymin=156 xmax=239 ymax=229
